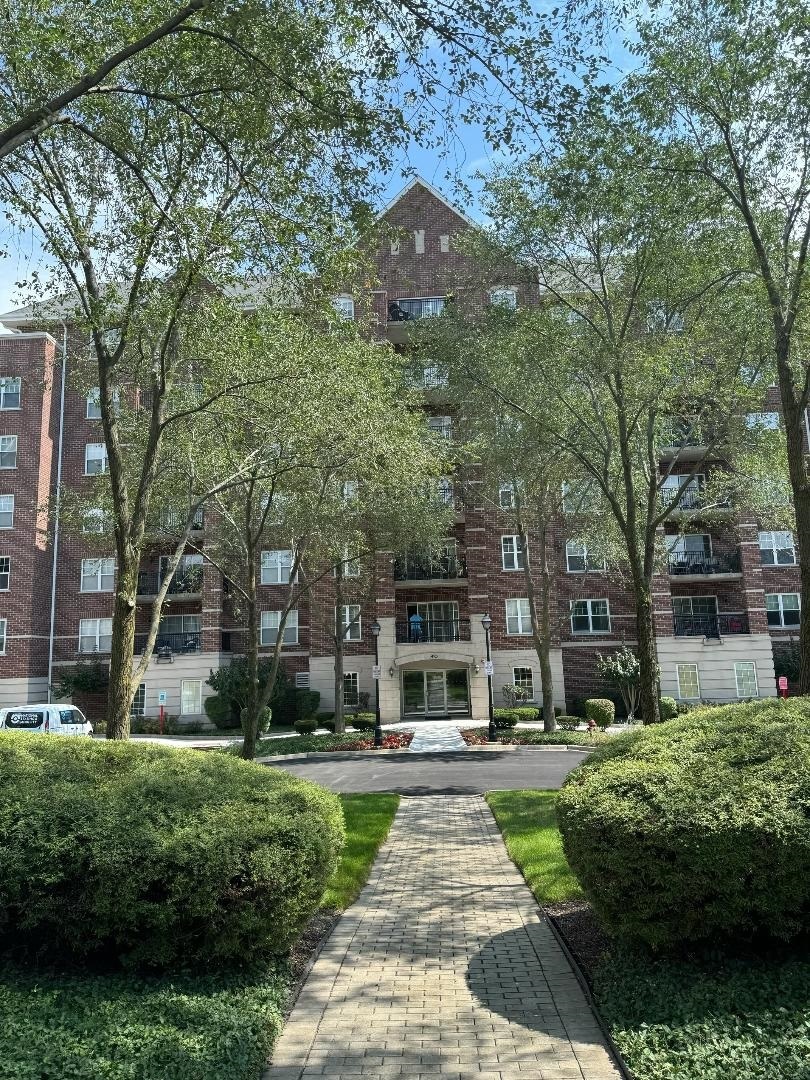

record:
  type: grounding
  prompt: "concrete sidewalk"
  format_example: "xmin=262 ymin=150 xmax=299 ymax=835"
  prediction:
xmin=265 ymin=796 xmax=621 ymax=1080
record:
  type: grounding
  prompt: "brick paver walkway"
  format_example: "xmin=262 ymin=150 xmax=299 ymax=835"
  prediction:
xmin=265 ymin=796 xmax=621 ymax=1080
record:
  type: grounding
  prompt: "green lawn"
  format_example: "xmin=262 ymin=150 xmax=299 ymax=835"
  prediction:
xmin=485 ymin=790 xmax=583 ymax=903
xmin=487 ymin=788 xmax=810 ymax=1080
xmin=323 ymin=794 xmax=399 ymax=910
xmin=0 ymin=793 xmax=398 ymax=1080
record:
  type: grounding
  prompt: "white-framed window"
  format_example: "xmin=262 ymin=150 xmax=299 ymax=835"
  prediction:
xmin=734 ymin=661 xmax=759 ymax=698
xmin=0 ymin=617 xmax=6 ymax=653
xmin=570 ymin=599 xmax=611 ymax=634
xmin=341 ymin=479 xmax=358 ymax=502
xmin=0 ymin=556 xmax=9 ymax=590
xmin=661 ymin=473 xmax=705 ymax=510
xmin=565 ymin=540 xmax=606 ymax=573
xmin=673 ymin=595 xmax=718 ymax=616
xmin=759 ymin=530 xmax=796 ymax=566
xmin=513 ymin=666 xmax=535 ymax=700
xmin=505 ymin=598 xmax=531 ymax=635
xmin=414 ymin=228 xmax=425 ymax=254
xmin=180 ymin=679 xmax=202 ymax=714
xmin=390 ymin=238 xmax=400 ymax=255
xmin=82 ymin=507 xmax=107 ymax=534
xmin=79 ymin=617 xmax=113 ymax=653
xmin=130 ymin=684 xmax=146 ymax=717
xmin=261 ymin=549 xmax=293 ymax=585
xmin=334 ymin=546 xmax=360 ymax=578
xmin=746 ymin=411 xmax=780 ymax=430
xmin=84 ymin=442 xmax=108 ymax=475
xmin=0 ymin=377 xmax=20 ymax=409
xmin=439 ymin=233 xmax=450 ymax=253
xmin=647 ymin=302 xmax=685 ymax=333
xmin=80 ymin=557 xmax=115 ymax=592
xmin=766 ymin=593 xmax=800 ymax=627
xmin=666 ymin=533 xmax=712 ymax=565
xmin=337 ymin=604 xmax=362 ymax=641
xmin=490 ymin=287 xmax=518 ymax=309
xmin=562 ymin=481 xmax=599 ymax=514
xmin=159 ymin=614 xmax=200 ymax=639
xmin=333 ymin=295 xmax=355 ymax=320
xmin=428 ymin=415 xmax=452 ymax=440
xmin=0 ymin=495 xmax=13 ymax=529
xmin=501 ymin=535 xmax=525 ymax=571
xmin=86 ymin=388 xmax=102 ymax=419
xmin=343 ymin=672 xmax=360 ymax=708
xmin=499 ymin=482 xmax=515 ymax=509
xmin=260 ymin=609 xmax=298 ymax=646
xmin=0 ymin=436 xmax=17 ymax=469
xmin=676 ymin=662 xmax=700 ymax=699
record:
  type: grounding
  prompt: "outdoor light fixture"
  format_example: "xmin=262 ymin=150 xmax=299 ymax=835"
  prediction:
xmin=388 ymin=666 xmax=395 ymax=678
xmin=481 ymin=614 xmax=496 ymax=742
xmin=370 ymin=620 xmax=382 ymax=747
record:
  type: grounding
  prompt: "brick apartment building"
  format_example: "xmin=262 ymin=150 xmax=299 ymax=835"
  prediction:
xmin=0 ymin=177 xmax=796 ymax=721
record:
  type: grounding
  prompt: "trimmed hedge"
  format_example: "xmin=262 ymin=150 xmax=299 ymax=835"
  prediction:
xmin=294 ymin=717 xmax=318 ymax=734
xmin=585 ymin=698 xmax=614 ymax=728
xmin=349 ymin=713 xmax=376 ymax=731
xmin=557 ymin=699 xmax=810 ymax=948
xmin=555 ymin=715 xmax=580 ymax=731
xmin=493 ymin=708 xmax=519 ymax=729
xmin=0 ymin=733 xmax=344 ymax=969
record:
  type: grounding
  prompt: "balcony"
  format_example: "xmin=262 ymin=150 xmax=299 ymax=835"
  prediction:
xmin=394 ymin=556 xmax=468 ymax=583
xmin=667 ymin=551 xmax=741 ymax=578
xmin=134 ymin=630 xmax=202 ymax=654
xmin=136 ymin=567 xmax=203 ymax=597
xmin=388 ymin=297 xmax=447 ymax=322
xmin=395 ymin=618 xmax=471 ymax=644
xmin=673 ymin=612 xmax=750 ymax=637
xmin=149 ymin=508 xmax=205 ymax=533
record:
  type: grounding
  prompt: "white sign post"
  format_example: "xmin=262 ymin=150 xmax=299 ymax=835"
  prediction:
xmin=372 ymin=664 xmax=382 ymax=680
xmin=157 ymin=690 xmax=168 ymax=706
xmin=483 ymin=660 xmax=494 ymax=677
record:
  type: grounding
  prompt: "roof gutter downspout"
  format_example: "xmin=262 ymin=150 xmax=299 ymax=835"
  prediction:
xmin=46 ymin=323 xmax=67 ymax=702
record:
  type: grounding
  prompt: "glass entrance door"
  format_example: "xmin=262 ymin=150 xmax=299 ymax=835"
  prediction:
xmin=401 ymin=668 xmax=470 ymax=716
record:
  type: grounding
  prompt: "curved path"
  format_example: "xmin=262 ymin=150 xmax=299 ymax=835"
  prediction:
xmin=265 ymin=795 xmax=621 ymax=1080
xmin=268 ymin=748 xmax=585 ymax=794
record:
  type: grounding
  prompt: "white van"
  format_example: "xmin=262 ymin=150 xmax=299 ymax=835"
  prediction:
xmin=0 ymin=704 xmax=93 ymax=737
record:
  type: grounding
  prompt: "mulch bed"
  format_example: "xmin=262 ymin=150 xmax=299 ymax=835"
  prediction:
xmin=321 ymin=732 xmax=413 ymax=751
xmin=283 ymin=907 xmax=341 ymax=1020
xmin=544 ymin=900 xmax=610 ymax=987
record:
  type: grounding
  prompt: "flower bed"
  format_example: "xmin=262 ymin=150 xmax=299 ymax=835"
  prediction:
xmin=461 ymin=728 xmax=602 ymax=746
xmin=252 ymin=731 xmax=413 ymax=756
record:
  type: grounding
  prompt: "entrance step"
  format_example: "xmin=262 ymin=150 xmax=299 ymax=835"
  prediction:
xmin=408 ymin=722 xmax=467 ymax=752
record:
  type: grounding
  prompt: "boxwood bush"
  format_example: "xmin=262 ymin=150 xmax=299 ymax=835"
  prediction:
xmin=493 ymin=708 xmax=519 ymax=728
xmin=0 ymin=733 xmax=344 ymax=969
xmin=350 ymin=713 xmax=376 ymax=731
xmin=557 ymin=699 xmax=810 ymax=948
xmin=293 ymin=717 xmax=318 ymax=734
xmin=585 ymin=698 xmax=614 ymax=728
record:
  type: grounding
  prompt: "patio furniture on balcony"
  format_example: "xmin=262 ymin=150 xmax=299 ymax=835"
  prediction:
xmin=133 ymin=631 xmax=202 ymax=654
xmin=667 ymin=551 xmax=741 ymax=576
xmin=136 ymin=566 xmax=203 ymax=595
xmin=388 ymin=297 xmax=447 ymax=322
xmin=393 ymin=556 xmax=468 ymax=581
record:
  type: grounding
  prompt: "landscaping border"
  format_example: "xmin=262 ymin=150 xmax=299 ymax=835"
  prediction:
xmin=258 ymin=746 xmax=595 ymax=763
xmin=543 ymin=910 xmax=636 ymax=1080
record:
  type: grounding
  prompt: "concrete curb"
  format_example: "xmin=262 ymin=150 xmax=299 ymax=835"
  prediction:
xmin=257 ymin=746 xmax=594 ymax=764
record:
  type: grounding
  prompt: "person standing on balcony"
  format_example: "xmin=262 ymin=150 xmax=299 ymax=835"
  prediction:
xmin=409 ymin=610 xmax=424 ymax=642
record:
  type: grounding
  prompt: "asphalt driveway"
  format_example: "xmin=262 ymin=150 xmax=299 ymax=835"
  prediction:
xmin=265 ymin=748 xmax=586 ymax=794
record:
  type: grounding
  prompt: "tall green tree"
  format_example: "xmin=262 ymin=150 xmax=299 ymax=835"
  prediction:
xmin=464 ymin=129 xmax=766 ymax=724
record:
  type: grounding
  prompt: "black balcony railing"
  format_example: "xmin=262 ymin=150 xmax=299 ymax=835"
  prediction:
xmin=667 ymin=551 xmax=741 ymax=576
xmin=137 ymin=567 xmax=203 ymax=595
xmin=394 ymin=556 xmax=468 ymax=581
xmin=673 ymin=612 xmax=750 ymax=637
xmin=388 ymin=297 xmax=446 ymax=322
xmin=150 ymin=509 xmax=205 ymax=532
xmin=395 ymin=618 xmax=470 ymax=643
xmin=134 ymin=631 xmax=202 ymax=654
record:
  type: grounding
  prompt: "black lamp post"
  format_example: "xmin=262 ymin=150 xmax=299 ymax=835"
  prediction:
xmin=481 ymin=613 xmax=496 ymax=742
xmin=370 ymin=619 xmax=382 ymax=748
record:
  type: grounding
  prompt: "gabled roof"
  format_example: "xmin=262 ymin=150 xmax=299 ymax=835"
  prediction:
xmin=376 ymin=175 xmax=478 ymax=228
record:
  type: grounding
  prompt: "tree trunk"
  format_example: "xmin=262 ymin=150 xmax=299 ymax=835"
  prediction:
xmin=774 ymin=335 xmax=810 ymax=693
xmin=634 ymin=583 xmax=661 ymax=725
xmin=333 ymin=564 xmax=346 ymax=734
xmin=240 ymin=554 xmax=260 ymax=760
xmin=521 ymin=518 xmax=556 ymax=732
xmin=105 ymin=557 xmax=138 ymax=738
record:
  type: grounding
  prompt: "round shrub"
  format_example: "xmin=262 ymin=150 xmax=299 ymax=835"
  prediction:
xmin=515 ymin=706 xmax=540 ymax=723
xmin=0 ymin=733 xmax=344 ymax=969
xmin=658 ymin=696 xmax=678 ymax=721
xmin=293 ymin=717 xmax=318 ymax=734
xmin=349 ymin=713 xmax=376 ymax=731
xmin=493 ymin=708 xmax=518 ymax=729
xmin=555 ymin=715 xmax=580 ymax=731
xmin=318 ymin=714 xmax=336 ymax=732
xmin=557 ymin=699 xmax=810 ymax=949
xmin=585 ymin=698 xmax=614 ymax=728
